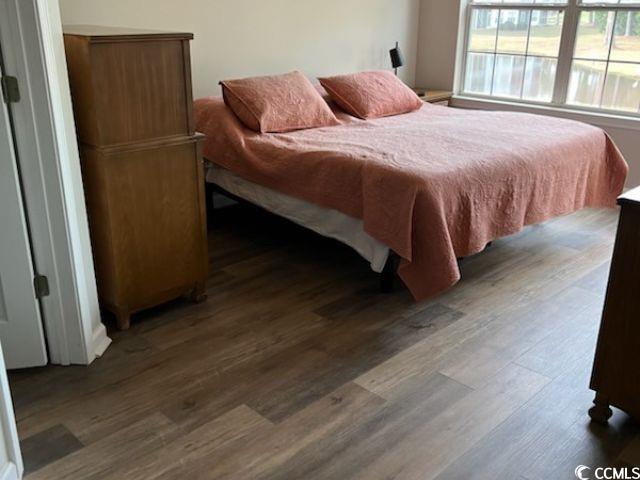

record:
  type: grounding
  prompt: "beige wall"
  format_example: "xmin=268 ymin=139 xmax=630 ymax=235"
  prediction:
xmin=59 ymin=0 xmax=420 ymax=99
xmin=59 ymin=0 xmax=639 ymax=185
xmin=415 ymin=0 xmax=461 ymax=90
xmin=608 ymin=129 xmax=640 ymax=186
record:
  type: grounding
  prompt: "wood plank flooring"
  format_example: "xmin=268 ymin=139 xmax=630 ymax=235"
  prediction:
xmin=9 ymin=203 xmax=640 ymax=479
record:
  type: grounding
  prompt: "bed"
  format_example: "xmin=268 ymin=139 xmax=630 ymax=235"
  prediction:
xmin=206 ymin=163 xmax=391 ymax=273
xmin=195 ymin=97 xmax=628 ymax=301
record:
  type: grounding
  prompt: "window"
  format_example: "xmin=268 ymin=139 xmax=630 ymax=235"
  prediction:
xmin=462 ymin=0 xmax=640 ymax=115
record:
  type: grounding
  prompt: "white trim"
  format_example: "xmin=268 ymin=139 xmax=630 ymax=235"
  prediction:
xmin=553 ymin=0 xmax=580 ymax=104
xmin=454 ymin=1 xmax=471 ymax=95
xmin=0 ymin=0 xmax=110 ymax=365
xmin=466 ymin=1 xmax=639 ymax=11
xmin=0 ymin=463 xmax=18 ymax=480
xmin=92 ymin=325 xmax=111 ymax=358
xmin=36 ymin=0 xmax=111 ymax=363
xmin=452 ymin=94 xmax=640 ymax=131
xmin=0 ymin=344 xmax=22 ymax=479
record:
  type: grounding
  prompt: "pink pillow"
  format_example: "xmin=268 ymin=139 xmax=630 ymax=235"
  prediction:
xmin=318 ymin=71 xmax=423 ymax=119
xmin=220 ymin=71 xmax=338 ymax=133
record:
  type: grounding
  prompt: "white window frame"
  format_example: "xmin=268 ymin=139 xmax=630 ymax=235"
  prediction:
xmin=457 ymin=0 xmax=640 ymax=118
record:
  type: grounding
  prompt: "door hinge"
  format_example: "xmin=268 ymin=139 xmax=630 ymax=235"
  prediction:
xmin=34 ymin=275 xmax=50 ymax=299
xmin=1 ymin=76 xmax=20 ymax=104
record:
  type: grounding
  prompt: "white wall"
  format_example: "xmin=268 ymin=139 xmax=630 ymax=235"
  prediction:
xmin=415 ymin=0 xmax=461 ymax=90
xmin=416 ymin=0 xmax=640 ymax=187
xmin=59 ymin=0 xmax=421 ymax=99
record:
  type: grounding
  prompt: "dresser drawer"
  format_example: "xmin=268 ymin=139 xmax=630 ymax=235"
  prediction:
xmin=80 ymin=136 xmax=207 ymax=317
xmin=65 ymin=33 xmax=194 ymax=146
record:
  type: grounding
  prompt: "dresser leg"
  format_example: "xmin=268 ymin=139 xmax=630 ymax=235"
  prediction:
xmin=589 ymin=392 xmax=613 ymax=424
xmin=187 ymin=283 xmax=207 ymax=303
xmin=115 ymin=310 xmax=131 ymax=331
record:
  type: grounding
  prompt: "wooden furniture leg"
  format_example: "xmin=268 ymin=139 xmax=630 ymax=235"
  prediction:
xmin=115 ymin=309 xmax=131 ymax=331
xmin=187 ymin=283 xmax=208 ymax=303
xmin=589 ymin=392 xmax=613 ymax=424
xmin=380 ymin=253 xmax=400 ymax=293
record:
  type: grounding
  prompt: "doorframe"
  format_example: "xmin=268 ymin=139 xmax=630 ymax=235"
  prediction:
xmin=0 ymin=0 xmax=110 ymax=365
xmin=0 ymin=344 xmax=22 ymax=480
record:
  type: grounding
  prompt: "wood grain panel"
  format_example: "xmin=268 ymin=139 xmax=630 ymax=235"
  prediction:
xmin=64 ymin=28 xmax=194 ymax=146
xmin=64 ymin=27 xmax=207 ymax=328
xmin=590 ymin=187 xmax=640 ymax=423
xmin=90 ymin=40 xmax=191 ymax=145
xmin=80 ymin=138 xmax=207 ymax=324
xmin=101 ymin=406 xmax=272 ymax=480
xmin=9 ymin=204 xmax=639 ymax=479
xmin=26 ymin=413 xmax=177 ymax=480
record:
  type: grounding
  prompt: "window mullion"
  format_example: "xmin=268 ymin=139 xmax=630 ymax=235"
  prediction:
xmin=598 ymin=10 xmax=618 ymax=108
xmin=489 ymin=9 xmax=502 ymax=96
xmin=553 ymin=0 xmax=579 ymax=105
xmin=520 ymin=11 xmax=534 ymax=99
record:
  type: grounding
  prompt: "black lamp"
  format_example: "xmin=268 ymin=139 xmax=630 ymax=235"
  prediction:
xmin=390 ymin=41 xmax=405 ymax=76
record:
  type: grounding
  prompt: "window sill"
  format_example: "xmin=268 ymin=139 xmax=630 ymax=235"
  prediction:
xmin=451 ymin=96 xmax=640 ymax=132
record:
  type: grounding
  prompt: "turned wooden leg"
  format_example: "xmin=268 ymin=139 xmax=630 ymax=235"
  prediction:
xmin=589 ymin=392 xmax=613 ymax=424
xmin=187 ymin=283 xmax=207 ymax=303
xmin=115 ymin=310 xmax=131 ymax=331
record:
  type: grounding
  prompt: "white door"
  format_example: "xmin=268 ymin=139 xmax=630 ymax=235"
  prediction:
xmin=0 ymin=62 xmax=48 ymax=369
xmin=0 ymin=342 xmax=22 ymax=479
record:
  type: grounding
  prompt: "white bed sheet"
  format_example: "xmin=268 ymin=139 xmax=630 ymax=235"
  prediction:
xmin=207 ymin=164 xmax=390 ymax=273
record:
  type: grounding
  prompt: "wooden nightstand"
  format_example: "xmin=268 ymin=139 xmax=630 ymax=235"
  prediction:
xmin=412 ymin=88 xmax=453 ymax=106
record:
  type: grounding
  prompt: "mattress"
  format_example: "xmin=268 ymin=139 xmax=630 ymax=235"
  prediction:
xmin=206 ymin=164 xmax=390 ymax=273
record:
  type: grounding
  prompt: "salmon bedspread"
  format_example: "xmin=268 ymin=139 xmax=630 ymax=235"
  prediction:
xmin=195 ymin=97 xmax=628 ymax=301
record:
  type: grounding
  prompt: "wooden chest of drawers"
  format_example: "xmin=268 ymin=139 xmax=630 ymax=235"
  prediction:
xmin=63 ymin=26 xmax=208 ymax=329
xmin=589 ymin=187 xmax=640 ymax=424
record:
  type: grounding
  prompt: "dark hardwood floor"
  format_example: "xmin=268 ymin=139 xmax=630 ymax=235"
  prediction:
xmin=9 ymin=203 xmax=640 ymax=479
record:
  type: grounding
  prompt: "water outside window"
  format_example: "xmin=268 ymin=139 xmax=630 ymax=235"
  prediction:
xmin=463 ymin=3 xmax=640 ymax=114
xmin=568 ymin=10 xmax=640 ymax=112
xmin=465 ymin=9 xmax=564 ymax=102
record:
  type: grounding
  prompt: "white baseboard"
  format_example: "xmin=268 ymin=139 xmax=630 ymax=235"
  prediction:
xmin=91 ymin=323 xmax=112 ymax=359
xmin=0 ymin=463 xmax=19 ymax=480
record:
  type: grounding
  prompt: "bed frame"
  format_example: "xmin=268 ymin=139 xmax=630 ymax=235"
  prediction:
xmin=205 ymin=181 xmax=493 ymax=295
xmin=205 ymin=181 xmax=401 ymax=292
